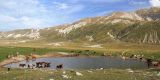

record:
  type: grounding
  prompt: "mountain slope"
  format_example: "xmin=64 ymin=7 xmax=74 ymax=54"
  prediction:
xmin=117 ymin=21 xmax=160 ymax=44
xmin=0 ymin=29 xmax=40 ymax=40
xmin=1 ymin=7 xmax=160 ymax=44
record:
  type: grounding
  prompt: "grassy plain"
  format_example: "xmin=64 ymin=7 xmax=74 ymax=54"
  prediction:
xmin=0 ymin=41 xmax=160 ymax=80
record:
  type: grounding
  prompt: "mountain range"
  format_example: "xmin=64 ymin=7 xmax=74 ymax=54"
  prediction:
xmin=1 ymin=7 xmax=160 ymax=44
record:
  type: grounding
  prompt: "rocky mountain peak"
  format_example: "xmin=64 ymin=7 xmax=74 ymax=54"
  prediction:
xmin=136 ymin=7 xmax=160 ymax=21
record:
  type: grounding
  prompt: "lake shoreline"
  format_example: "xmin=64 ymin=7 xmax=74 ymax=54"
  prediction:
xmin=0 ymin=52 xmax=97 ymax=68
xmin=1 ymin=52 xmax=160 ymax=70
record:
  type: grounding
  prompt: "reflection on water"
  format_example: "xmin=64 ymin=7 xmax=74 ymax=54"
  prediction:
xmin=4 ymin=57 xmax=148 ymax=69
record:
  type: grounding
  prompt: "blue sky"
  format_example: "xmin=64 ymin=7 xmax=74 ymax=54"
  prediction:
xmin=0 ymin=0 xmax=159 ymax=31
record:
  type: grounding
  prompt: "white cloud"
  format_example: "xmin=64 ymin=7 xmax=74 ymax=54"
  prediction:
xmin=66 ymin=0 xmax=125 ymax=3
xmin=149 ymin=0 xmax=160 ymax=7
xmin=52 ymin=2 xmax=84 ymax=14
xmin=91 ymin=0 xmax=125 ymax=3
xmin=0 ymin=0 xmax=46 ymax=14
xmin=53 ymin=2 xmax=70 ymax=10
xmin=19 ymin=16 xmax=44 ymax=28
xmin=0 ymin=0 xmax=52 ymax=30
xmin=66 ymin=5 xmax=84 ymax=14
xmin=0 ymin=0 xmax=86 ymax=31
xmin=129 ymin=0 xmax=147 ymax=5
xmin=0 ymin=15 xmax=17 ymax=23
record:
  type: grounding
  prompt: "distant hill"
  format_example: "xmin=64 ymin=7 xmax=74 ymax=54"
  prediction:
xmin=1 ymin=7 xmax=160 ymax=44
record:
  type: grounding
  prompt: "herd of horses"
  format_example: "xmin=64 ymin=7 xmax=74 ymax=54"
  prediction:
xmin=102 ymin=53 xmax=160 ymax=68
xmin=18 ymin=54 xmax=64 ymax=69
xmin=8 ymin=50 xmax=160 ymax=70
xmin=122 ymin=54 xmax=160 ymax=68
xmin=19 ymin=62 xmax=63 ymax=69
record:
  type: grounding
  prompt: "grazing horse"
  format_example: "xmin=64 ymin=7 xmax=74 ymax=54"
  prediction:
xmin=36 ymin=62 xmax=50 ymax=68
xmin=146 ymin=59 xmax=152 ymax=68
xmin=45 ymin=62 xmax=51 ymax=67
xmin=25 ymin=56 xmax=30 ymax=62
xmin=56 ymin=64 xmax=63 ymax=69
xmin=130 ymin=54 xmax=134 ymax=58
xmin=7 ymin=68 xmax=11 ymax=71
xmin=19 ymin=64 xmax=26 ymax=68
xmin=31 ymin=55 xmax=36 ymax=61
xmin=152 ymin=61 xmax=160 ymax=67
xmin=36 ymin=62 xmax=43 ymax=68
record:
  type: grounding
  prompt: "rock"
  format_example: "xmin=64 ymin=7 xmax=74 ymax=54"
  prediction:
xmin=76 ymin=72 xmax=83 ymax=76
xmin=13 ymin=78 xmax=16 ymax=80
xmin=49 ymin=79 xmax=54 ymax=80
xmin=157 ymin=72 xmax=160 ymax=76
xmin=62 ymin=75 xmax=69 ymax=79
xmin=87 ymin=70 xmax=93 ymax=73
xmin=96 ymin=68 xmax=104 ymax=70
xmin=63 ymin=71 xmax=66 ymax=74
xmin=126 ymin=69 xmax=134 ymax=73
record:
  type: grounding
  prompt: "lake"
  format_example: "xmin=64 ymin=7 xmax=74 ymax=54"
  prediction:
xmin=4 ymin=56 xmax=148 ymax=69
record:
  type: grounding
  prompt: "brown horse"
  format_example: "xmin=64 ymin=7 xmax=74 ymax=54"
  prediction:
xmin=19 ymin=64 xmax=26 ymax=68
xmin=31 ymin=55 xmax=36 ymax=61
xmin=45 ymin=62 xmax=51 ymax=67
xmin=36 ymin=62 xmax=50 ymax=68
xmin=25 ymin=56 xmax=30 ymax=62
xmin=56 ymin=64 xmax=63 ymax=69
xmin=36 ymin=62 xmax=43 ymax=68
xmin=146 ymin=59 xmax=152 ymax=68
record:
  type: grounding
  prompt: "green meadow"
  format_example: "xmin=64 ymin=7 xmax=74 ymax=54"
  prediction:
xmin=0 ymin=42 xmax=160 ymax=80
xmin=0 ymin=68 xmax=160 ymax=80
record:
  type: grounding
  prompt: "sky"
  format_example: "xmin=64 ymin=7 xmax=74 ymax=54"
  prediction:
xmin=0 ymin=0 xmax=159 ymax=31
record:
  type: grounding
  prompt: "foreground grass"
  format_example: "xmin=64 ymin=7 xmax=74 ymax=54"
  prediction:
xmin=0 ymin=68 xmax=159 ymax=80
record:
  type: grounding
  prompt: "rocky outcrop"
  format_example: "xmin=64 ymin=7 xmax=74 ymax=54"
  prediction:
xmin=0 ymin=29 xmax=40 ymax=40
xmin=143 ymin=31 xmax=160 ymax=44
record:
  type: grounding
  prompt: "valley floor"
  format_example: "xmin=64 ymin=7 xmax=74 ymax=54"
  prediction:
xmin=0 ymin=41 xmax=160 ymax=80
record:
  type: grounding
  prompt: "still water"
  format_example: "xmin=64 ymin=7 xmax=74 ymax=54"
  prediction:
xmin=4 ymin=57 xmax=148 ymax=69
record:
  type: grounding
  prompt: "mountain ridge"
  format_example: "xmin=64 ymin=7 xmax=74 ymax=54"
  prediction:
xmin=1 ymin=7 xmax=160 ymax=44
